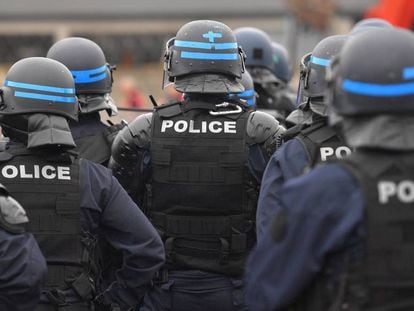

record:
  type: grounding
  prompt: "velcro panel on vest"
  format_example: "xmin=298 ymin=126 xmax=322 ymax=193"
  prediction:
xmin=341 ymin=152 xmax=414 ymax=285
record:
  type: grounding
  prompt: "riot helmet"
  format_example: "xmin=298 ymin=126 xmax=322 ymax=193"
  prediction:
xmin=298 ymin=34 xmax=347 ymax=116
xmin=228 ymin=70 xmax=256 ymax=106
xmin=47 ymin=37 xmax=117 ymax=116
xmin=327 ymin=28 xmax=414 ymax=117
xmin=163 ymin=20 xmax=245 ymax=94
xmin=350 ymin=18 xmax=393 ymax=34
xmin=271 ymin=42 xmax=292 ymax=84
xmin=0 ymin=57 xmax=78 ymax=121
xmin=234 ymin=27 xmax=284 ymax=85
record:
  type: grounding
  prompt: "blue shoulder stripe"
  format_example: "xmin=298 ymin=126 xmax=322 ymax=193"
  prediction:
xmin=403 ymin=66 xmax=414 ymax=80
xmin=5 ymin=80 xmax=75 ymax=94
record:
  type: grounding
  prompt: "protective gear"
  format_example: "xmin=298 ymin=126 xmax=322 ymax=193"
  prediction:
xmin=0 ymin=57 xmax=78 ymax=121
xmin=298 ymin=34 xmax=347 ymax=116
xmin=0 ymin=147 xmax=99 ymax=309
xmin=0 ymin=183 xmax=28 ymax=234
xmin=228 ymin=71 xmax=256 ymax=106
xmin=271 ymin=42 xmax=292 ymax=84
xmin=350 ymin=17 xmax=393 ymax=34
xmin=327 ymin=28 xmax=414 ymax=117
xmin=69 ymin=114 xmax=125 ymax=165
xmin=296 ymin=151 xmax=414 ymax=311
xmin=47 ymin=37 xmax=117 ymax=116
xmin=234 ymin=27 xmax=278 ymax=84
xmin=163 ymin=20 xmax=245 ymax=94
xmin=147 ymin=99 xmax=256 ymax=276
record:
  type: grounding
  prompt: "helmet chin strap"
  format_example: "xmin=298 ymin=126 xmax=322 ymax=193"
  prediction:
xmin=27 ymin=113 xmax=76 ymax=150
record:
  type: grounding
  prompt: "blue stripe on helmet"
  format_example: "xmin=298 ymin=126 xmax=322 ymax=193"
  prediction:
xmin=181 ymin=51 xmax=238 ymax=60
xmin=342 ymin=79 xmax=414 ymax=97
xmin=14 ymin=91 xmax=76 ymax=103
xmin=5 ymin=80 xmax=75 ymax=94
xmin=70 ymin=65 xmax=108 ymax=84
xmin=246 ymin=98 xmax=255 ymax=106
xmin=237 ymin=89 xmax=255 ymax=97
xmin=403 ymin=66 xmax=414 ymax=80
xmin=175 ymin=40 xmax=238 ymax=50
xmin=310 ymin=56 xmax=330 ymax=67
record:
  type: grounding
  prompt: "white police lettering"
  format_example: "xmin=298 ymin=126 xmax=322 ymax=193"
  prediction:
xmin=378 ymin=180 xmax=414 ymax=204
xmin=160 ymin=120 xmax=237 ymax=134
xmin=320 ymin=146 xmax=352 ymax=161
xmin=1 ymin=165 xmax=71 ymax=180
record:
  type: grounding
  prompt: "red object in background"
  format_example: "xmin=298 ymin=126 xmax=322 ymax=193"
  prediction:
xmin=365 ymin=0 xmax=414 ymax=29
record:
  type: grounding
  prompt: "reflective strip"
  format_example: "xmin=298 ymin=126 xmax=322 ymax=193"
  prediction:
xmin=14 ymin=91 xmax=76 ymax=103
xmin=5 ymin=80 xmax=75 ymax=94
xmin=181 ymin=51 xmax=238 ymax=60
xmin=310 ymin=56 xmax=330 ymax=67
xmin=403 ymin=66 xmax=414 ymax=80
xmin=70 ymin=65 xmax=107 ymax=83
xmin=237 ymin=89 xmax=255 ymax=97
xmin=175 ymin=40 xmax=237 ymax=50
xmin=342 ymin=79 xmax=414 ymax=97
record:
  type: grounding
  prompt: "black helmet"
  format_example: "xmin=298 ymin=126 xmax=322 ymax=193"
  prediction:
xmin=350 ymin=18 xmax=393 ymax=34
xmin=300 ymin=35 xmax=348 ymax=99
xmin=234 ymin=27 xmax=280 ymax=85
xmin=0 ymin=57 xmax=78 ymax=121
xmin=47 ymin=37 xmax=117 ymax=116
xmin=271 ymin=42 xmax=292 ymax=84
xmin=228 ymin=70 xmax=256 ymax=106
xmin=327 ymin=28 xmax=414 ymax=116
xmin=164 ymin=20 xmax=245 ymax=94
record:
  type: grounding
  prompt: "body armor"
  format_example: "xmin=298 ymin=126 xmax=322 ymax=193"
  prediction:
xmin=283 ymin=118 xmax=351 ymax=169
xmin=0 ymin=146 xmax=98 ymax=309
xmin=296 ymin=150 xmax=414 ymax=311
xmin=147 ymin=100 xmax=257 ymax=277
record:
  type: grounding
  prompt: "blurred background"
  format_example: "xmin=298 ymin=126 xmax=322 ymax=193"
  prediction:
xmin=0 ymin=0 xmax=410 ymax=123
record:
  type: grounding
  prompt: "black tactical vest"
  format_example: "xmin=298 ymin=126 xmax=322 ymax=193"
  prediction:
xmin=148 ymin=100 xmax=257 ymax=277
xmin=74 ymin=122 xmax=124 ymax=166
xmin=284 ymin=119 xmax=351 ymax=169
xmin=0 ymin=146 xmax=97 ymax=307
xmin=294 ymin=150 xmax=414 ymax=311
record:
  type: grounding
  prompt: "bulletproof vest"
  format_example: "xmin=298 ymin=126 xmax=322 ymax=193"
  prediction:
xmin=148 ymin=100 xmax=257 ymax=277
xmin=288 ymin=119 xmax=351 ymax=169
xmin=0 ymin=146 xmax=97 ymax=305
xmin=74 ymin=122 xmax=124 ymax=166
xmin=295 ymin=151 xmax=414 ymax=311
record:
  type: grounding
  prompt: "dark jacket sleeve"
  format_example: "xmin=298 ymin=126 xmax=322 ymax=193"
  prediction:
xmin=256 ymin=138 xmax=309 ymax=242
xmin=245 ymin=164 xmax=364 ymax=311
xmin=80 ymin=160 xmax=165 ymax=310
xmin=0 ymin=230 xmax=47 ymax=311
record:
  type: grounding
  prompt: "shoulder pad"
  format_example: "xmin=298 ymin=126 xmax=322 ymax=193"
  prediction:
xmin=246 ymin=110 xmax=284 ymax=144
xmin=128 ymin=113 xmax=153 ymax=139
xmin=154 ymin=101 xmax=182 ymax=118
xmin=0 ymin=195 xmax=28 ymax=234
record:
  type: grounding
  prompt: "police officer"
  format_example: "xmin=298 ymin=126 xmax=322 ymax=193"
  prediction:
xmin=245 ymin=27 xmax=414 ymax=310
xmin=47 ymin=37 xmax=122 ymax=166
xmin=234 ymin=27 xmax=295 ymax=124
xmin=256 ymin=34 xmax=351 ymax=241
xmin=0 ymin=183 xmax=47 ymax=311
xmin=0 ymin=57 xmax=165 ymax=310
xmin=109 ymin=20 xmax=284 ymax=311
